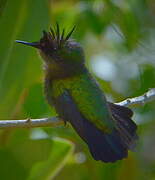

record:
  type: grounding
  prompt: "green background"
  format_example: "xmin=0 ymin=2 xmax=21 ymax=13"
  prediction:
xmin=0 ymin=0 xmax=155 ymax=179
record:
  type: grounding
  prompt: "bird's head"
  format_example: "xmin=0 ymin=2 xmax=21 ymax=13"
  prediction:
xmin=16 ymin=24 xmax=86 ymax=78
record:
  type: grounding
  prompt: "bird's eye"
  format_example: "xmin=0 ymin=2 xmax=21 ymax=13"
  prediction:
xmin=41 ymin=42 xmax=46 ymax=47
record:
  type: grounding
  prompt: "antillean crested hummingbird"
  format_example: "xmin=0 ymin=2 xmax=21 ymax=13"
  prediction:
xmin=16 ymin=24 xmax=138 ymax=163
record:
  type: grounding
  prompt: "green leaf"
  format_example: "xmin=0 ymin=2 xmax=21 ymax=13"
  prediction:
xmin=0 ymin=147 xmax=27 ymax=180
xmin=23 ymin=83 xmax=51 ymax=118
xmin=0 ymin=0 xmax=50 ymax=118
xmin=27 ymin=137 xmax=74 ymax=180
xmin=0 ymin=0 xmax=7 ymax=16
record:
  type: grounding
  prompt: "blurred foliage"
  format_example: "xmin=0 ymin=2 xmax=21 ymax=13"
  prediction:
xmin=0 ymin=0 xmax=155 ymax=179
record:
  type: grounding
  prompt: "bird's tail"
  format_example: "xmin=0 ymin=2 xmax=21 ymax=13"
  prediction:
xmin=69 ymin=102 xmax=138 ymax=163
xmin=109 ymin=103 xmax=138 ymax=151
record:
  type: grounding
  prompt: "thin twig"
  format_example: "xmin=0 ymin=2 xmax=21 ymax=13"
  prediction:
xmin=0 ymin=117 xmax=63 ymax=129
xmin=0 ymin=88 xmax=155 ymax=129
xmin=116 ymin=88 xmax=155 ymax=107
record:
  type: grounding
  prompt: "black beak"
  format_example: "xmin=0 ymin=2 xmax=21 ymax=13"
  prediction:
xmin=15 ymin=40 xmax=40 ymax=49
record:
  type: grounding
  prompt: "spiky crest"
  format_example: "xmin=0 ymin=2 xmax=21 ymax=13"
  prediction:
xmin=40 ymin=23 xmax=76 ymax=50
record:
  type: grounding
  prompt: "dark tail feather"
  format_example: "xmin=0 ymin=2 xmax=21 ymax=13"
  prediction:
xmin=69 ymin=103 xmax=138 ymax=163
xmin=83 ymin=120 xmax=128 ymax=162
xmin=70 ymin=115 xmax=128 ymax=162
xmin=108 ymin=103 xmax=138 ymax=150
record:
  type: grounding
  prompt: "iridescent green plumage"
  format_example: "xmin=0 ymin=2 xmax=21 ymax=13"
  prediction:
xmin=46 ymin=71 xmax=115 ymax=132
xmin=16 ymin=24 xmax=138 ymax=163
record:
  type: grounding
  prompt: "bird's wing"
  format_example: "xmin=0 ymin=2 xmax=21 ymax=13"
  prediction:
xmin=53 ymin=89 xmax=87 ymax=140
xmin=50 ymin=73 xmax=115 ymax=132
xmin=53 ymin=89 xmax=138 ymax=162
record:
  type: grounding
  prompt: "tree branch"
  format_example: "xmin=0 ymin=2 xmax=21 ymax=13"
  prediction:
xmin=0 ymin=88 xmax=155 ymax=129
xmin=0 ymin=117 xmax=63 ymax=129
xmin=116 ymin=88 xmax=155 ymax=107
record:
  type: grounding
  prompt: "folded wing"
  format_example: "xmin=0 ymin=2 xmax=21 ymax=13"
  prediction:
xmin=53 ymin=90 xmax=138 ymax=162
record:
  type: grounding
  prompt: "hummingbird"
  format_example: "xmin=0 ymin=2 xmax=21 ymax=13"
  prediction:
xmin=16 ymin=24 xmax=138 ymax=163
